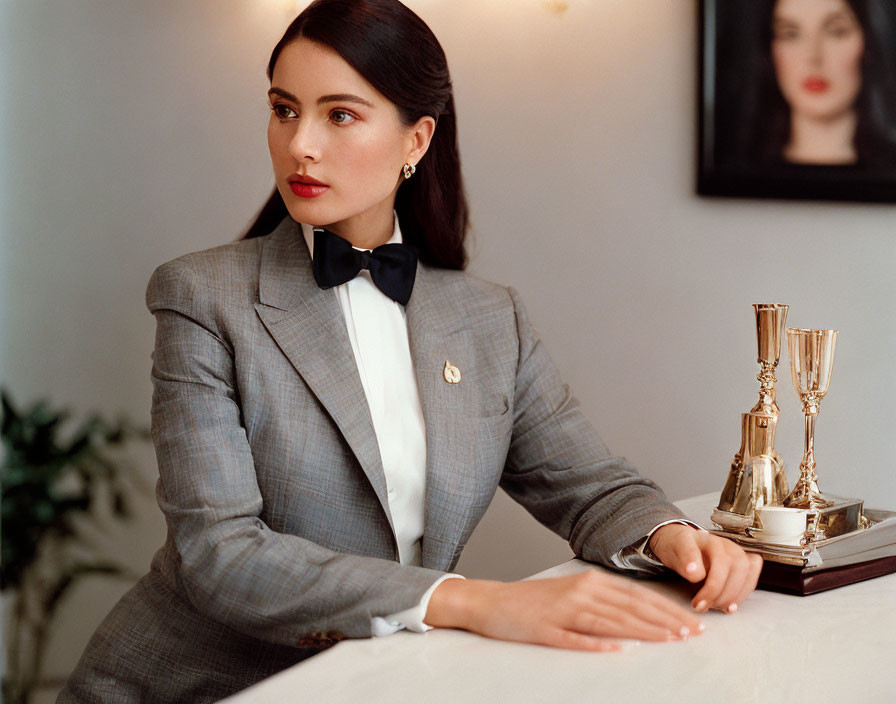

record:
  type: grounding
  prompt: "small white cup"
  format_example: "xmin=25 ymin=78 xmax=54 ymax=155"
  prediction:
xmin=754 ymin=506 xmax=808 ymax=541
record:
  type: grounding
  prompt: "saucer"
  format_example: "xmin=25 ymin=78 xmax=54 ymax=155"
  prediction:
xmin=747 ymin=528 xmax=804 ymax=546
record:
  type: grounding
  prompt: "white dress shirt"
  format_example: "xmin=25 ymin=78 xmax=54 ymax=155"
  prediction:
xmin=300 ymin=218 xmax=699 ymax=636
xmin=301 ymin=219 xmax=460 ymax=636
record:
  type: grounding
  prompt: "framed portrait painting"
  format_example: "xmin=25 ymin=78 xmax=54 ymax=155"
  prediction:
xmin=698 ymin=0 xmax=896 ymax=202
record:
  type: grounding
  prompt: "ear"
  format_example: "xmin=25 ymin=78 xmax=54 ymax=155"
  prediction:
xmin=405 ymin=115 xmax=437 ymax=166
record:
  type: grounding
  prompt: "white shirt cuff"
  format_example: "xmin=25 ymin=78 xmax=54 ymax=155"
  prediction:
xmin=609 ymin=519 xmax=704 ymax=573
xmin=370 ymin=574 xmax=465 ymax=637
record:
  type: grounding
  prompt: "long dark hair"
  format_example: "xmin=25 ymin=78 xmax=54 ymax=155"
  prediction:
xmin=243 ymin=0 xmax=468 ymax=270
xmin=743 ymin=0 xmax=896 ymax=168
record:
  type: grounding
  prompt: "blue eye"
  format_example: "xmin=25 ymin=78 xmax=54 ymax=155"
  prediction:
xmin=330 ymin=110 xmax=356 ymax=125
xmin=271 ymin=104 xmax=298 ymax=119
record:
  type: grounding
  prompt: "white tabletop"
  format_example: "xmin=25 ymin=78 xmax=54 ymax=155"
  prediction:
xmin=222 ymin=495 xmax=896 ymax=703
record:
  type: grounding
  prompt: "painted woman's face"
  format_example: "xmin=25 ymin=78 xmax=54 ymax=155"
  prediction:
xmin=771 ymin=0 xmax=865 ymax=123
xmin=267 ymin=38 xmax=423 ymax=236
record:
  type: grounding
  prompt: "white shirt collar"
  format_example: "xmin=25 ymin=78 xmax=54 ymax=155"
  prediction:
xmin=300 ymin=214 xmax=403 ymax=260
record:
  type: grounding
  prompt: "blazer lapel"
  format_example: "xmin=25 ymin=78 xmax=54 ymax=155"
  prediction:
xmin=253 ymin=218 xmax=395 ymax=533
xmin=407 ymin=266 xmax=481 ymax=571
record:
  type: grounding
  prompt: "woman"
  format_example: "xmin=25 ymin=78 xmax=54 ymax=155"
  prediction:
xmin=60 ymin=1 xmax=761 ymax=701
xmin=746 ymin=0 xmax=896 ymax=168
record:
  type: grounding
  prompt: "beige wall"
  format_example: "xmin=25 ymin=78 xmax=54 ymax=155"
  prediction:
xmin=2 ymin=1 xmax=894 ymax=698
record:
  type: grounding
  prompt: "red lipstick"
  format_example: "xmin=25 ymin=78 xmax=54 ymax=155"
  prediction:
xmin=803 ymin=77 xmax=830 ymax=93
xmin=287 ymin=174 xmax=329 ymax=198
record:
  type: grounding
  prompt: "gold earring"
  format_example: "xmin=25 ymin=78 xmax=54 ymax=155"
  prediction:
xmin=402 ymin=163 xmax=416 ymax=180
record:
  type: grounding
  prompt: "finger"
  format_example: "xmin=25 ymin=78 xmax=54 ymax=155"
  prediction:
xmin=607 ymin=593 xmax=704 ymax=639
xmin=570 ymin=570 xmax=704 ymax=637
xmin=662 ymin=532 xmax=707 ymax=583
xmin=691 ymin=545 xmax=732 ymax=612
xmin=548 ymin=627 xmax=622 ymax=652
xmin=573 ymin=607 xmax=677 ymax=642
xmin=598 ymin=580 xmax=704 ymax=637
xmin=712 ymin=551 xmax=751 ymax=612
xmin=732 ymin=552 xmax=764 ymax=607
xmin=712 ymin=546 xmax=765 ymax=613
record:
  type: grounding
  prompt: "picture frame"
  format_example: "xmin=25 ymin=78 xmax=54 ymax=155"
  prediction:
xmin=697 ymin=0 xmax=896 ymax=203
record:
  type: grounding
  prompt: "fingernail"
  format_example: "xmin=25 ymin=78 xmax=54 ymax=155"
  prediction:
xmin=679 ymin=626 xmax=690 ymax=638
xmin=727 ymin=603 xmax=738 ymax=613
xmin=686 ymin=561 xmax=699 ymax=574
xmin=697 ymin=622 xmax=706 ymax=633
xmin=695 ymin=600 xmax=707 ymax=611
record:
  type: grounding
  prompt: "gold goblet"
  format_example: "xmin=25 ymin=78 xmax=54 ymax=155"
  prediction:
xmin=752 ymin=304 xmax=789 ymax=416
xmin=784 ymin=328 xmax=838 ymax=509
xmin=713 ymin=304 xmax=790 ymax=532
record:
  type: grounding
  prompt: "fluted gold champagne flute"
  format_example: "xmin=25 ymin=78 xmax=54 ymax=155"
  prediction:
xmin=784 ymin=328 xmax=837 ymax=509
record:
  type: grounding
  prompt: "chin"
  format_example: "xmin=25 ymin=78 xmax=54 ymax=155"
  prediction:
xmin=283 ymin=201 xmax=336 ymax=228
xmin=803 ymin=105 xmax=853 ymax=122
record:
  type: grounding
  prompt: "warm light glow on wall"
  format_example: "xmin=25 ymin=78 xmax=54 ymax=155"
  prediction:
xmin=274 ymin=0 xmax=569 ymax=15
xmin=271 ymin=0 xmax=307 ymax=14
xmin=543 ymin=0 xmax=570 ymax=12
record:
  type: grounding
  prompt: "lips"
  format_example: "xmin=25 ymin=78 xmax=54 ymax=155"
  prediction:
xmin=803 ymin=77 xmax=830 ymax=94
xmin=287 ymin=174 xmax=329 ymax=199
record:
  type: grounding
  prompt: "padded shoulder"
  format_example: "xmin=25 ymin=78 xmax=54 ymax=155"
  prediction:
xmin=146 ymin=237 xmax=265 ymax=315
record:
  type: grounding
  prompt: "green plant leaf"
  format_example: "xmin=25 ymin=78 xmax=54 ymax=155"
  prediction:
xmin=1 ymin=388 xmax=149 ymax=592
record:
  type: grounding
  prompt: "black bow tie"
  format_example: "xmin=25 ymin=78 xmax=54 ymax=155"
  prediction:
xmin=311 ymin=228 xmax=418 ymax=306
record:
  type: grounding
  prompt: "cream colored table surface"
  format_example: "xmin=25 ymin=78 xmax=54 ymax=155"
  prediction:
xmin=221 ymin=494 xmax=896 ymax=704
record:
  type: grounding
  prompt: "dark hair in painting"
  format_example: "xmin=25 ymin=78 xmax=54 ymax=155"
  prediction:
xmin=243 ymin=0 xmax=468 ymax=270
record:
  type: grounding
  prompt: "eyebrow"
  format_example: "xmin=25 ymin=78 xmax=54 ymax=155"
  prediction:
xmin=822 ymin=11 xmax=856 ymax=25
xmin=268 ymin=87 xmax=375 ymax=109
xmin=773 ymin=10 xmax=855 ymax=28
xmin=772 ymin=18 xmax=798 ymax=30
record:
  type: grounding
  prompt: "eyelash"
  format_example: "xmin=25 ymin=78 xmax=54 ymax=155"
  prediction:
xmin=827 ymin=25 xmax=853 ymax=38
xmin=773 ymin=20 xmax=856 ymax=41
xmin=269 ymin=103 xmax=357 ymax=125
xmin=329 ymin=109 xmax=356 ymax=125
xmin=774 ymin=29 xmax=853 ymax=41
xmin=270 ymin=103 xmax=297 ymax=120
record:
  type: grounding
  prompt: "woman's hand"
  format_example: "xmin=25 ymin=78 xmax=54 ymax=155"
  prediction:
xmin=647 ymin=524 xmax=764 ymax=614
xmin=424 ymin=570 xmax=705 ymax=652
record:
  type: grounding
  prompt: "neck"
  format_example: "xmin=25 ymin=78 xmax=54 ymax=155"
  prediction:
xmin=784 ymin=111 xmax=858 ymax=165
xmin=324 ymin=197 xmax=396 ymax=250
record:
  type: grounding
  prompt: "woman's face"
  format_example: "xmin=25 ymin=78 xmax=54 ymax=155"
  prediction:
xmin=771 ymin=0 xmax=865 ymax=123
xmin=267 ymin=38 xmax=429 ymax=236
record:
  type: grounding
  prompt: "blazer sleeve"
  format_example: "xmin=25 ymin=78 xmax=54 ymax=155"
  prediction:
xmin=498 ymin=287 xmax=687 ymax=566
xmin=145 ymin=259 xmax=445 ymax=644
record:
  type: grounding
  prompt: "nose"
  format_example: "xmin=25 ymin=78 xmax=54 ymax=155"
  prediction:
xmin=807 ymin=33 xmax=824 ymax=67
xmin=288 ymin=118 xmax=321 ymax=163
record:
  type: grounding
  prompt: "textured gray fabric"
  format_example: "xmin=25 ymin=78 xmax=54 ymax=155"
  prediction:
xmin=59 ymin=217 xmax=685 ymax=703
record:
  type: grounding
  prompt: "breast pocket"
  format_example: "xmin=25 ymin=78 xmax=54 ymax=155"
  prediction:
xmin=478 ymin=393 xmax=510 ymax=419
xmin=479 ymin=394 xmax=512 ymax=440
xmin=473 ymin=398 xmax=513 ymax=488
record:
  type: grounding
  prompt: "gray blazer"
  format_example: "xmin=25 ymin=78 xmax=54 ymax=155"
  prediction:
xmin=60 ymin=217 xmax=685 ymax=703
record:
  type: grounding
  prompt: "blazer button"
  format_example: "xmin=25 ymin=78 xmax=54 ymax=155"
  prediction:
xmin=297 ymin=630 xmax=345 ymax=648
xmin=297 ymin=631 xmax=326 ymax=647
